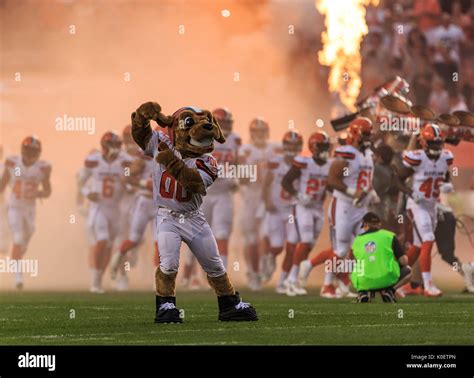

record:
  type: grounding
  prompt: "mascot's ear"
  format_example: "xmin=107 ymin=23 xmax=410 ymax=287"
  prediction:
xmin=212 ymin=115 xmax=226 ymax=144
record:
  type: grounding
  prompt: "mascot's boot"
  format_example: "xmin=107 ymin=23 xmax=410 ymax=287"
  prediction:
xmin=154 ymin=296 xmax=183 ymax=324
xmin=218 ymin=292 xmax=258 ymax=322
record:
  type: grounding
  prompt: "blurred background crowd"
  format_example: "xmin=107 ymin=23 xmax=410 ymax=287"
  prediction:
xmin=361 ymin=0 xmax=473 ymax=113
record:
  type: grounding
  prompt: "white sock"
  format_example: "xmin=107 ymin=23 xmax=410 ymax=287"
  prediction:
xmin=323 ymin=272 xmax=334 ymax=286
xmin=288 ymin=265 xmax=299 ymax=283
xmin=15 ymin=271 xmax=23 ymax=285
xmin=278 ymin=271 xmax=288 ymax=285
xmin=220 ymin=255 xmax=228 ymax=270
xmin=422 ymin=272 xmax=432 ymax=288
xmin=91 ymin=268 xmax=101 ymax=287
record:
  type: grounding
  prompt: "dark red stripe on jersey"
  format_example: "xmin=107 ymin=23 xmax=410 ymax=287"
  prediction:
xmin=292 ymin=161 xmax=307 ymax=169
xmin=403 ymin=156 xmax=421 ymax=166
xmin=446 ymin=158 xmax=453 ymax=166
xmin=196 ymin=159 xmax=217 ymax=181
xmin=235 ymin=137 xmax=242 ymax=146
xmin=335 ymin=151 xmax=355 ymax=160
xmin=85 ymin=160 xmax=98 ymax=168
xmin=268 ymin=161 xmax=279 ymax=169
xmin=5 ymin=159 xmax=16 ymax=168
xmin=330 ymin=197 xmax=337 ymax=226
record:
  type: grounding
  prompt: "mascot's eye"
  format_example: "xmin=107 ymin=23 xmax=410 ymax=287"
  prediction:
xmin=184 ymin=117 xmax=194 ymax=127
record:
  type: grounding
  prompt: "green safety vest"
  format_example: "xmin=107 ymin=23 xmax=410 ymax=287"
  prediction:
xmin=351 ymin=229 xmax=400 ymax=291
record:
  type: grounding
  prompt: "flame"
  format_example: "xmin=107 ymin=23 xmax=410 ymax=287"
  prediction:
xmin=316 ymin=0 xmax=379 ymax=111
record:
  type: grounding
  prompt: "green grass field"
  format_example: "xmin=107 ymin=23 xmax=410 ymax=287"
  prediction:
xmin=1 ymin=290 xmax=473 ymax=345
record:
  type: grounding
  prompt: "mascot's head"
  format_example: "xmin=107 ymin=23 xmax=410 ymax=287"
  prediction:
xmin=156 ymin=106 xmax=226 ymax=157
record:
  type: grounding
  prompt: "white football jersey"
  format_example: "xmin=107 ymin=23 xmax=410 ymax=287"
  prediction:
xmin=207 ymin=132 xmax=241 ymax=195
xmin=239 ymin=142 xmax=282 ymax=199
xmin=267 ymin=155 xmax=295 ymax=210
xmin=293 ymin=156 xmax=331 ymax=209
xmin=332 ymin=145 xmax=374 ymax=204
xmin=144 ymin=130 xmax=218 ymax=212
xmin=81 ymin=151 xmax=132 ymax=210
xmin=4 ymin=156 xmax=51 ymax=207
xmin=403 ymin=149 xmax=453 ymax=206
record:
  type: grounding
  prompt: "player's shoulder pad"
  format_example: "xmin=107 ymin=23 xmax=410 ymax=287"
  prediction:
xmin=38 ymin=160 xmax=52 ymax=174
xmin=84 ymin=151 xmax=101 ymax=168
xmin=402 ymin=149 xmax=422 ymax=167
xmin=334 ymin=145 xmax=356 ymax=160
xmin=292 ymin=155 xmax=308 ymax=169
xmin=442 ymin=149 xmax=454 ymax=165
xmin=196 ymin=154 xmax=218 ymax=181
xmin=5 ymin=155 xmax=20 ymax=168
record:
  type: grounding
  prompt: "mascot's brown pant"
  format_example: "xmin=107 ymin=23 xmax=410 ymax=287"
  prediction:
xmin=155 ymin=268 xmax=235 ymax=297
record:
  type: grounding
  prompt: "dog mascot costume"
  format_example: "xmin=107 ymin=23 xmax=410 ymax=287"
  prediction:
xmin=131 ymin=102 xmax=258 ymax=323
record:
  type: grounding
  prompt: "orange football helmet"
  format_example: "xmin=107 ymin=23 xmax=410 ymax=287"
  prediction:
xmin=101 ymin=131 xmax=122 ymax=159
xmin=282 ymin=130 xmax=303 ymax=157
xmin=21 ymin=136 xmax=42 ymax=165
xmin=346 ymin=117 xmax=373 ymax=149
xmin=419 ymin=123 xmax=444 ymax=158
xmin=249 ymin=117 xmax=269 ymax=146
xmin=308 ymin=130 xmax=331 ymax=161
xmin=213 ymin=108 xmax=233 ymax=137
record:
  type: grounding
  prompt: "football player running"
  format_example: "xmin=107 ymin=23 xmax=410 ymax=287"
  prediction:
xmin=281 ymin=131 xmax=331 ymax=296
xmin=299 ymin=118 xmax=378 ymax=298
xmin=78 ymin=131 xmax=132 ymax=293
xmin=260 ymin=130 xmax=303 ymax=289
xmin=0 ymin=137 xmax=52 ymax=289
xmin=398 ymin=123 xmax=456 ymax=297
xmin=238 ymin=118 xmax=280 ymax=291
xmin=110 ymin=150 xmax=155 ymax=289
xmin=0 ymin=145 xmax=9 ymax=256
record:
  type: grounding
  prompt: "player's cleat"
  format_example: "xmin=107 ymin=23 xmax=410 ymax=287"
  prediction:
xmin=424 ymin=282 xmax=442 ymax=297
xmin=89 ymin=285 xmax=105 ymax=294
xmin=380 ymin=288 xmax=397 ymax=303
xmin=395 ymin=288 xmax=406 ymax=299
xmin=217 ymin=292 xmax=258 ymax=321
xmin=115 ymin=273 xmax=129 ymax=291
xmin=320 ymin=284 xmax=341 ymax=299
xmin=400 ymin=282 xmax=423 ymax=296
xmin=357 ymin=291 xmax=370 ymax=303
xmin=247 ymin=271 xmax=262 ymax=291
xmin=299 ymin=260 xmax=313 ymax=287
xmin=154 ymin=296 xmax=183 ymax=324
xmin=275 ymin=282 xmax=287 ymax=294
xmin=284 ymin=279 xmax=307 ymax=296
xmin=461 ymin=263 xmax=474 ymax=293
xmin=336 ymin=278 xmax=358 ymax=298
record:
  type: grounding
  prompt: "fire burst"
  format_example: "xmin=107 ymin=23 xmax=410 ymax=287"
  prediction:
xmin=316 ymin=0 xmax=379 ymax=112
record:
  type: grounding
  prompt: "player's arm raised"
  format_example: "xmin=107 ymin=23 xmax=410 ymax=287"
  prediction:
xmin=156 ymin=142 xmax=206 ymax=195
xmin=131 ymin=102 xmax=173 ymax=151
